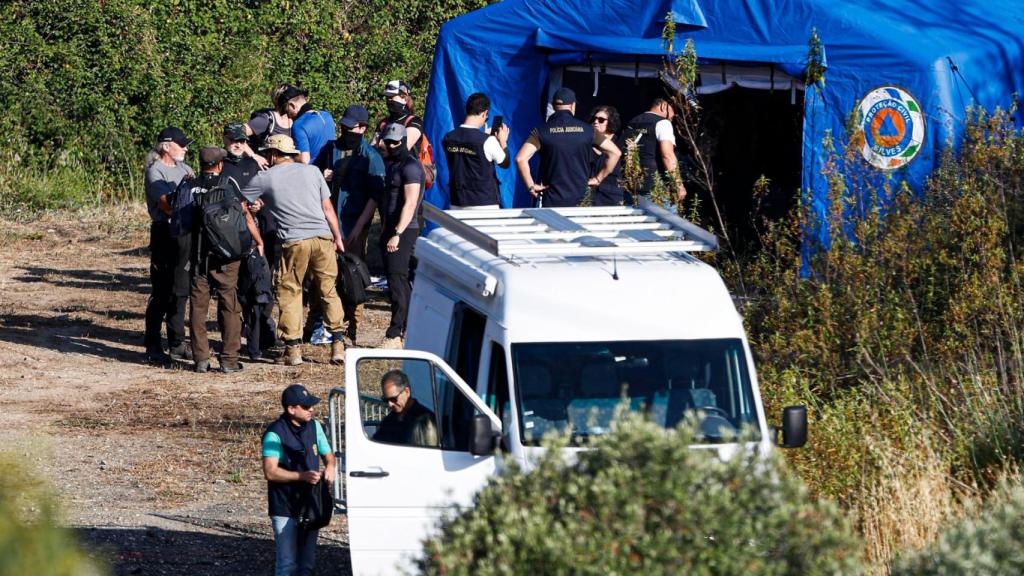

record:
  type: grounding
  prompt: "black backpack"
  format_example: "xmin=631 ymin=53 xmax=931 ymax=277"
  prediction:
xmin=297 ymin=477 xmax=334 ymax=531
xmin=337 ymin=253 xmax=371 ymax=306
xmin=196 ymin=179 xmax=246 ymax=263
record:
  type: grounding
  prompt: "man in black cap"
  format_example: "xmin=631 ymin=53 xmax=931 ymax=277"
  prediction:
xmin=143 ymin=126 xmax=194 ymax=364
xmin=324 ymin=105 xmax=385 ymax=345
xmin=442 ymin=92 xmax=510 ymax=208
xmin=180 ymin=147 xmax=263 ymax=373
xmin=262 ymin=384 xmax=336 ymax=576
xmin=515 ymin=87 xmax=621 ymax=207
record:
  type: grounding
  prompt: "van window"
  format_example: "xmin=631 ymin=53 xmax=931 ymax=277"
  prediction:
xmin=511 ymin=339 xmax=760 ymax=446
xmin=355 ymin=357 xmax=485 ymax=451
xmin=487 ymin=343 xmax=511 ymax=434
xmin=447 ymin=305 xmax=487 ymax=389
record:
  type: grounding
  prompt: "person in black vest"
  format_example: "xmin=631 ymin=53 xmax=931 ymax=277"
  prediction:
xmin=223 ymin=123 xmax=279 ymax=360
xmin=515 ymin=87 xmax=621 ymax=208
xmin=181 ymin=147 xmax=263 ymax=373
xmin=262 ymin=384 xmax=336 ymax=576
xmin=587 ymin=105 xmax=626 ymax=206
xmin=442 ymin=92 xmax=510 ymax=208
xmin=350 ymin=123 xmax=425 ymax=349
xmin=624 ymin=97 xmax=688 ymax=203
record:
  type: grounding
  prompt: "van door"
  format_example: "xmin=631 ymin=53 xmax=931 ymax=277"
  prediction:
xmin=344 ymin=348 xmax=501 ymax=576
xmin=404 ymin=284 xmax=457 ymax=356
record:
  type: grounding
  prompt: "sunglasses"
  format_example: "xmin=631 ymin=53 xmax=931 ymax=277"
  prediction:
xmin=300 ymin=405 xmax=315 ymax=411
xmin=382 ymin=390 xmax=405 ymax=404
xmin=592 ymin=116 xmax=609 ymax=124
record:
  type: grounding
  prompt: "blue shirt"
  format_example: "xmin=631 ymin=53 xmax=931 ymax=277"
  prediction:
xmin=331 ymin=138 xmax=385 ymax=235
xmin=292 ymin=108 xmax=337 ymax=170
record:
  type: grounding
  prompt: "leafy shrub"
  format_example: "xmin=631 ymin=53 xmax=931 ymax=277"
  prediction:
xmin=891 ymin=479 xmax=1024 ymax=575
xmin=0 ymin=0 xmax=490 ymax=213
xmin=418 ymin=416 xmax=863 ymax=576
xmin=0 ymin=454 xmax=102 ymax=575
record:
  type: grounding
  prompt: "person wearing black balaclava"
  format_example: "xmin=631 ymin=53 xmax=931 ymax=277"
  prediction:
xmin=351 ymin=122 xmax=424 ymax=349
xmin=321 ymin=105 xmax=385 ymax=346
xmin=371 ymin=80 xmax=424 ymax=153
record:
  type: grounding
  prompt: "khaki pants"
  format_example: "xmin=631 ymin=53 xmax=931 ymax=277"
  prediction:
xmin=276 ymin=237 xmax=344 ymax=343
xmin=190 ymin=259 xmax=242 ymax=364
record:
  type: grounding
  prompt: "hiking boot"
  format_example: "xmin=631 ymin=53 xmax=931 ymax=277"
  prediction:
xmin=279 ymin=345 xmax=303 ymax=366
xmin=168 ymin=343 xmax=192 ymax=361
xmin=194 ymin=359 xmax=210 ymax=373
xmin=220 ymin=361 xmax=244 ymax=374
xmin=330 ymin=340 xmax=345 ymax=365
xmin=145 ymin=348 xmax=170 ymax=365
xmin=380 ymin=336 xmax=404 ymax=350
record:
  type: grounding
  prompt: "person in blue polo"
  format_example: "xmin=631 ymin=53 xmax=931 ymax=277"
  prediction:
xmin=279 ymin=86 xmax=337 ymax=172
xmin=515 ymin=87 xmax=621 ymax=208
xmin=262 ymin=384 xmax=336 ymax=576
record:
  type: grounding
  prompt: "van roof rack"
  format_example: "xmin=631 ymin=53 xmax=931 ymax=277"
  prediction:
xmin=422 ymin=198 xmax=718 ymax=258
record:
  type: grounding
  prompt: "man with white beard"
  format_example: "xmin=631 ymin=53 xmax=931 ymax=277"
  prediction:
xmin=143 ymin=126 xmax=195 ymax=364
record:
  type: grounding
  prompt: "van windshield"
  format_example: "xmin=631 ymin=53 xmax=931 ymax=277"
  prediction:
xmin=511 ymin=339 xmax=760 ymax=446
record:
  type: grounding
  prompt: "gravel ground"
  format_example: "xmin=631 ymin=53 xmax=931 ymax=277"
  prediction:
xmin=0 ymin=205 xmax=393 ymax=575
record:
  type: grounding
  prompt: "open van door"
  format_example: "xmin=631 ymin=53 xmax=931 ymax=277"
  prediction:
xmin=344 ymin=348 xmax=501 ymax=576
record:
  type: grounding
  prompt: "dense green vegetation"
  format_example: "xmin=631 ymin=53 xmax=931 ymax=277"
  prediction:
xmin=0 ymin=0 xmax=489 ymax=213
xmin=419 ymin=416 xmax=863 ymax=576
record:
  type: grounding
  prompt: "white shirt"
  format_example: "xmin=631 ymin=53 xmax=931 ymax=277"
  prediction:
xmin=654 ymin=118 xmax=676 ymax=146
xmin=460 ymin=124 xmax=506 ymax=164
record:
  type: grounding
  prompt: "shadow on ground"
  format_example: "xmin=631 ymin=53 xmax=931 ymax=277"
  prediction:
xmin=78 ymin=523 xmax=352 ymax=576
xmin=15 ymin=266 xmax=151 ymax=295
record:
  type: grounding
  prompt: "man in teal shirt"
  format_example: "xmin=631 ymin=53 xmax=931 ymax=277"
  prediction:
xmin=262 ymin=384 xmax=335 ymax=576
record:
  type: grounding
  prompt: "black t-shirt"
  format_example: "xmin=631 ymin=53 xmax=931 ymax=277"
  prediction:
xmin=378 ymin=155 xmax=426 ymax=235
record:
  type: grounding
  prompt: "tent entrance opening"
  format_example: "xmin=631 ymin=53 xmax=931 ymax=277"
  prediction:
xmin=558 ymin=63 xmax=804 ymax=252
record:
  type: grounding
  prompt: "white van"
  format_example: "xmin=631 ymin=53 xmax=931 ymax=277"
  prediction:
xmin=329 ymin=200 xmax=807 ymax=575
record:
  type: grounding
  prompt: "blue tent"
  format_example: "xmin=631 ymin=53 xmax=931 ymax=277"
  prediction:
xmin=423 ymin=0 xmax=1024 ymax=230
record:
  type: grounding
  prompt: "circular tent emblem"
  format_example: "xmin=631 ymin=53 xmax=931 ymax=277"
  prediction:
xmin=856 ymin=86 xmax=925 ymax=170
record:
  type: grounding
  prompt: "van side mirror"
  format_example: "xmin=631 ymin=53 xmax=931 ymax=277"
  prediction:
xmin=777 ymin=405 xmax=808 ymax=448
xmin=470 ymin=414 xmax=500 ymax=456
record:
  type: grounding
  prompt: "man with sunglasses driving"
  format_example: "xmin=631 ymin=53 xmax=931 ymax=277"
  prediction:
xmin=373 ymin=369 xmax=438 ymax=447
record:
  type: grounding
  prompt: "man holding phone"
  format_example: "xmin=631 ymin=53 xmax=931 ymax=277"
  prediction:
xmin=442 ymin=92 xmax=510 ymax=209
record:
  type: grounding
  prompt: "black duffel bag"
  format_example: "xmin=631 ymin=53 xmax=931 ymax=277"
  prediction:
xmin=297 ymin=478 xmax=334 ymax=531
xmin=337 ymin=252 xmax=372 ymax=307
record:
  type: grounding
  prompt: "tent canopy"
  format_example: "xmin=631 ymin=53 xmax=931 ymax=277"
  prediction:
xmin=423 ymin=0 xmax=1024 ymax=220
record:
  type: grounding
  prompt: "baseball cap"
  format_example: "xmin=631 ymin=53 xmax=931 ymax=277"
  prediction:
xmin=381 ymin=80 xmax=411 ymax=98
xmin=157 ymin=126 xmax=192 ymax=147
xmin=260 ymin=134 xmax=300 ymax=155
xmin=381 ymin=122 xmax=406 ymax=142
xmin=281 ymin=384 xmax=321 ymax=408
xmin=552 ymin=87 xmax=576 ymax=105
xmin=339 ymin=105 xmax=370 ymax=129
xmin=276 ymin=86 xmax=309 ymax=110
xmin=199 ymin=146 xmax=227 ymax=167
xmin=223 ymin=123 xmax=248 ymax=142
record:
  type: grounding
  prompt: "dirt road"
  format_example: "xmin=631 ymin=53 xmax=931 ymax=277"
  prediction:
xmin=0 ymin=205 xmax=387 ymax=574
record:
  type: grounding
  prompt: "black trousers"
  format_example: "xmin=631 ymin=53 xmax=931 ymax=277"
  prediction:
xmin=381 ymin=228 xmax=418 ymax=339
xmin=239 ymin=255 xmax=278 ymax=358
xmin=144 ymin=221 xmax=189 ymax=351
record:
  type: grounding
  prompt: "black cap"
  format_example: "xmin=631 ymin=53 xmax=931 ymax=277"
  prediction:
xmin=157 ymin=126 xmax=192 ymax=147
xmin=276 ymin=86 xmax=309 ymax=110
xmin=223 ymin=123 xmax=248 ymax=142
xmin=552 ymin=87 xmax=576 ymax=105
xmin=340 ymin=105 xmax=370 ymax=129
xmin=199 ymin=146 xmax=227 ymax=167
xmin=281 ymin=384 xmax=321 ymax=408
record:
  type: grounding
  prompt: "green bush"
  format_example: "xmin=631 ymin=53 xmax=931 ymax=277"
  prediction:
xmin=418 ymin=416 xmax=863 ymax=576
xmin=0 ymin=454 xmax=102 ymax=575
xmin=0 ymin=0 xmax=490 ymax=213
xmin=891 ymin=479 xmax=1024 ymax=575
